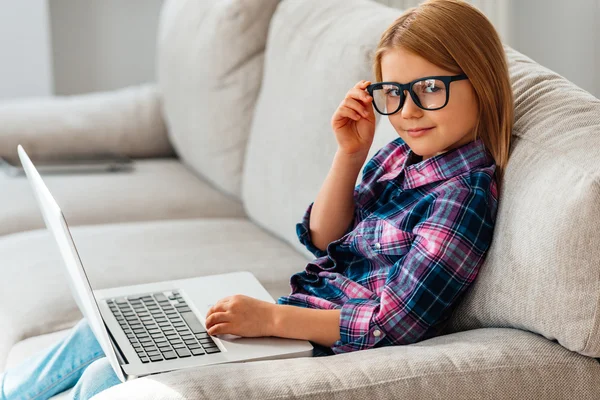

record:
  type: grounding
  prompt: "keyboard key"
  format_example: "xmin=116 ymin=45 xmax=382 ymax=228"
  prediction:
xmin=195 ymin=333 xmax=210 ymax=340
xmin=140 ymin=357 xmax=150 ymax=363
xmin=175 ymin=348 xmax=191 ymax=358
xmin=162 ymin=351 xmax=177 ymax=360
xmin=205 ymin=347 xmax=220 ymax=354
xmin=180 ymin=312 xmax=207 ymax=334
xmin=191 ymin=348 xmax=205 ymax=356
xmin=150 ymin=355 xmax=164 ymax=362
xmin=187 ymin=343 xmax=201 ymax=349
xmin=173 ymin=343 xmax=186 ymax=349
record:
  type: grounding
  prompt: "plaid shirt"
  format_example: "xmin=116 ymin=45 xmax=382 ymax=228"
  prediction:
xmin=277 ymin=136 xmax=499 ymax=357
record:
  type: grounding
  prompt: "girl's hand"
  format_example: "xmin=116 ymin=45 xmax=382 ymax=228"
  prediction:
xmin=331 ymin=80 xmax=376 ymax=156
xmin=204 ymin=294 xmax=277 ymax=338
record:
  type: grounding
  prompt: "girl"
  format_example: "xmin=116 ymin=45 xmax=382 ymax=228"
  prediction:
xmin=0 ymin=0 xmax=512 ymax=398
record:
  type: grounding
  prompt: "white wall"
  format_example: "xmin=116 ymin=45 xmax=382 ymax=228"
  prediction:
xmin=509 ymin=0 xmax=599 ymax=98
xmin=49 ymin=0 xmax=163 ymax=95
xmin=0 ymin=0 xmax=53 ymax=100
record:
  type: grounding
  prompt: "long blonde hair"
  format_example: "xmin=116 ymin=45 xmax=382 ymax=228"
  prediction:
xmin=373 ymin=0 xmax=513 ymax=195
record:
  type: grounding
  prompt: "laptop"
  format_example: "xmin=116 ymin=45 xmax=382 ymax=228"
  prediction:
xmin=17 ymin=144 xmax=314 ymax=383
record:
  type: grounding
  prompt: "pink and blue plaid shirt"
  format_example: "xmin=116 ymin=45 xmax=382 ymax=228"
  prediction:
xmin=277 ymin=136 xmax=499 ymax=356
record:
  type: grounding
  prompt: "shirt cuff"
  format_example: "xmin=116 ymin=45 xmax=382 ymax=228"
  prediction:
xmin=296 ymin=202 xmax=328 ymax=258
xmin=296 ymin=200 xmax=361 ymax=259
xmin=330 ymin=297 xmax=387 ymax=354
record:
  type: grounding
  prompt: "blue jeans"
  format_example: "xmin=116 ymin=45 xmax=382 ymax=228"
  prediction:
xmin=0 ymin=319 xmax=121 ymax=400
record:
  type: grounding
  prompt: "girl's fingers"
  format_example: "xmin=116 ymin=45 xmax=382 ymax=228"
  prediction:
xmin=349 ymin=87 xmax=373 ymax=104
xmin=206 ymin=311 xmax=228 ymax=329
xmin=338 ymin=107 xmax=360 ymax=121
xmin=354 ymin=79 xmax=372 ymax=89
xmin=343 ymin=97 xmax=370 ymax=117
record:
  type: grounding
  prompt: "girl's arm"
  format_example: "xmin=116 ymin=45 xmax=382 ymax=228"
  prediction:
xmin=273 ymin=305 xmax=342 ymax=348
xmin=309 ymin=149 xmax=368 ymax=251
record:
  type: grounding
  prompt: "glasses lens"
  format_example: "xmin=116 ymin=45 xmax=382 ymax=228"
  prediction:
xmin=412 ymin=78 xmax=446 ymax=110
xmin=371 ymin=84 xmax=402 ymax=114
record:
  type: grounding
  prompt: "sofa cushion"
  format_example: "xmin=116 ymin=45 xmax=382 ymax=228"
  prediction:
xmin=0 ymin=158 xmax=245 ymax=237
xmin=156 ymin=0 xmax=279 ymax=201
xmin=242 ymin=0 xmax=402 ymax=260
xmin=442 ymin=45 xmax=600 ymax=357
xmin=0 ymin=218 xmax=309 ymax=370
xmin=87 ymin=328 xmax=599 ymax=399
xmin=0 ymin=83 xmax=173 ymax=161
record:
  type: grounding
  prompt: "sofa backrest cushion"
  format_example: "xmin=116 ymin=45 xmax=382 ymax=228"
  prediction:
xmin=442 ymin=44 xmax=600 ymax=358
xmin=157 ymin=0 xmax=279 ymax=200
xmin=242 ymin=0 xmax=403 ymax=260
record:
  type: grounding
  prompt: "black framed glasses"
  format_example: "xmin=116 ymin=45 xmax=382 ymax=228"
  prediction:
xmin=366 ymin=74 xmax=468 ymax=115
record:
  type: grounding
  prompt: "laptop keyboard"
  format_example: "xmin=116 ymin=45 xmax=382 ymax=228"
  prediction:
xmin=107 ymin=290 xmax=221 ymax=363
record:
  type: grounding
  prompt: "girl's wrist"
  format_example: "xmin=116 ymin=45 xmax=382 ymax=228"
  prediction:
xmin=335 ymin=148 xmax=369 ymax=167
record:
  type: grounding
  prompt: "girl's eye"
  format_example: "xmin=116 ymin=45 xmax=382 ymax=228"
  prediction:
xmin=417 ymin=80 xmax=444 ymax=94
xmin=424 ymin=86 xmax=441 ymax=93
xmin=384 ymin=88 xmax=400 ymax=97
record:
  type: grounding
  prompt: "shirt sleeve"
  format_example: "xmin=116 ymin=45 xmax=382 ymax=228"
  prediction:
xmin=295 ymin=188 xmax=363 ymax=258
xmin=295 ymin=143 xmax=392 ymax=258
xmin=330 ymin=188 xmax=496 ymax=354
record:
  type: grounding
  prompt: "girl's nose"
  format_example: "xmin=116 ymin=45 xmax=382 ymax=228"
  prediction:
xmin=400 ymin=90 xmax=423 ymax=118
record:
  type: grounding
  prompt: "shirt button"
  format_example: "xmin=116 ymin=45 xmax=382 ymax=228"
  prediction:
xmin=374 ymin=243 xmax=381 ymax=249
xmin=373 ymin=329 xmax=381 ymax=337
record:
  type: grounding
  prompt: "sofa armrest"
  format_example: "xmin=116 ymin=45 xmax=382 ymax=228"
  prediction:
xmin=93 ymin=328 xmax=600 ymax=399
xmin=0 ymin=83 xmax=174 ymax=160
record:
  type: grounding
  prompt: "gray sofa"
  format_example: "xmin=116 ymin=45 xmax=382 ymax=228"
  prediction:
xmin=2 ymin=0 xmax=600 ymax=398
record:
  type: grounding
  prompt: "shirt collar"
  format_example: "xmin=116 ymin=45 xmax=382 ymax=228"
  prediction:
xmin=377 ymin=136 xmax=495 ymax=190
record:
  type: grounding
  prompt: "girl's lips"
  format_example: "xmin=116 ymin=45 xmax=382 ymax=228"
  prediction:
xmin=407 ymin=127 xmax=433 ymax=138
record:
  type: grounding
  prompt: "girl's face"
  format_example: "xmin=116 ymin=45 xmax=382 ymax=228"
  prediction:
xmin=380 ymin=47 xmax=479 ymax=161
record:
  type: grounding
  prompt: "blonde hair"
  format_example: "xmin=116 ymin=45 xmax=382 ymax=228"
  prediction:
xmin=373 ymin=0 xmax=513 ymax=195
